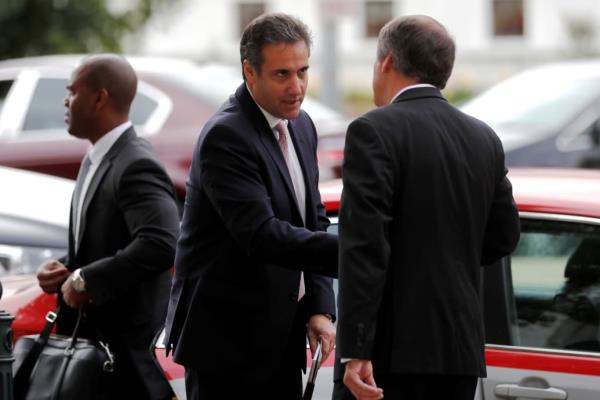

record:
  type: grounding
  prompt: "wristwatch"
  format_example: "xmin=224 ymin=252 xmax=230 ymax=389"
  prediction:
xmin=71 ymin=268 xmax=86 ymax=293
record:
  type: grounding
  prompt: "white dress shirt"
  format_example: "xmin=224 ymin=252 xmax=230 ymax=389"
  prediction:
xmin=74 ymin=121 xmax=132 ymax=247
xmin=390 ymin=83 xmax=436 ymax=103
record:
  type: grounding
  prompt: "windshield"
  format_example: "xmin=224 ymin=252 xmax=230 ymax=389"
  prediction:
xmin=462 ymin=69 xmax=600 ymax=132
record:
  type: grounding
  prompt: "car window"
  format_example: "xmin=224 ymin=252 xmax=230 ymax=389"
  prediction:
xmin=0 ymin=80 xmax=13 ymax=114
xmin=22 ymin=78 xmax=68 ymax=132
xmin=20 ymin=78 xmax=158 ymax=137
xmin=507 ymin=218 xmax=600 ymax=353
xmin=129 ymin=91 xmax=159 ymax=125
xmin=0 ymin=244 xmax=65 ymax=276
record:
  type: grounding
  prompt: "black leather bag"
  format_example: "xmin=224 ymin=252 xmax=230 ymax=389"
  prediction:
xmin=12 ymin=308 xmax=114 ymax=400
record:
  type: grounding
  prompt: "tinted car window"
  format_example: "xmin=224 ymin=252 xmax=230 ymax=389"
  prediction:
xmin=508 ymin=219 xmax=600 ymax=353
xmin=21 ymin=78 xmax=158 ymax=135
xmin=130 ymin=92 xmax=159 ymax=125
xmin=0 ymin=80 xmax=13 ymax=114
xmin=23 ymin=78 xmax=68 ymax=132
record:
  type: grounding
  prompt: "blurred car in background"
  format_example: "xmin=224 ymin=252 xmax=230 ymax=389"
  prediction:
xmin=0 ymin=166 xmax=71 ymax=335
xmin=0 ymin=55 xmax=347 ymax=203
xmin=0 ymin=166 xmax=71 ymax=276
xmin=461 ymin=60 xmax=600 ymax=168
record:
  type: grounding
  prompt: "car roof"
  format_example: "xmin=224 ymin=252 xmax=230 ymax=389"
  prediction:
xmin=0 ymin=54 xmax=200 ymax=71
xmin=318 ymin=168 xmax=600 ymax=220
xmin=509 ymin=168 xmax=600 ymax=219
xmin=0 ymin=166 xmax=73 ymax=227
xmin=513 ymin=59 xmax=600 ymax=79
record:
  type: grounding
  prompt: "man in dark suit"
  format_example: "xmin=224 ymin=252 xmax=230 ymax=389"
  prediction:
xmin=36 ymin=54 xmax=180 ymax=400
xmin=164 ymin=13 xmax=338 ymax=400
xmin=334 ymin=16 xmax=521 ymax=400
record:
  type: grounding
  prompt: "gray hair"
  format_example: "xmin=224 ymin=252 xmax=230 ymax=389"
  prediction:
xmin=240 ymin=13 xmax=312 ymax=78
xmin=377 ymin=15 xmax=455 ymax=89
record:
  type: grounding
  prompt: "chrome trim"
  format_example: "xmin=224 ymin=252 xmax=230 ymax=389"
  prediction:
xmin=137 ymin=81 xmax=172 ymax=137
xmin=0 ymin=69 xmax=40 ymax=140
xmin=486 ymin=343 xmax=600 ymax=359
xmin=519 ymin=211 xmax=600 ymax=226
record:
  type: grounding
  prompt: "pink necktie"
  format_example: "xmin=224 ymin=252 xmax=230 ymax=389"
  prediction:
xmin=274 ymin=121 xmax=305 ymax=300
xmin=274 ymin=121 xmax=290 ymax=165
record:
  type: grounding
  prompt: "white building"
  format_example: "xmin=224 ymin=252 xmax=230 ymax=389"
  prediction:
xmin=129 ymin=0 xmax=600 ymax=104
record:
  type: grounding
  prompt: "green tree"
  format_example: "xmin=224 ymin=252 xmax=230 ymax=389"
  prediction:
xmin=0 ymin=0 xmax=179 ymax=59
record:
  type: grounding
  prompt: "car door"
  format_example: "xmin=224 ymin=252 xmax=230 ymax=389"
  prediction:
xmin=481 ymin=212 xmax=600 ymax=399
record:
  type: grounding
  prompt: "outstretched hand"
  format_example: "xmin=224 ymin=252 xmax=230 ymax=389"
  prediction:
xmin=343 ymin=360 xmax=384 ymax=400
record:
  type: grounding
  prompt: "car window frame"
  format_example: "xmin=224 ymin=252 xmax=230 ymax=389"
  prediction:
xmin=0 ymin=66 xmax=173 ymax=142
xmin=485 ymin=211 xmax=600 ymax=360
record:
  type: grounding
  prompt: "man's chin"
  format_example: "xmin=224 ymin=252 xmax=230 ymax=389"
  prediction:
xmin=281 ymin=108 xmax=301 ymax=120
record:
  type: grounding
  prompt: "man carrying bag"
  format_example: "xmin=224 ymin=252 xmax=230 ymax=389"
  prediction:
xmin=24 ymin=54 xmax=180 ymax=400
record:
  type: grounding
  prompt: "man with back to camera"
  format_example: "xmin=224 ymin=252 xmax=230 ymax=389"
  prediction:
xmin=334 ymin=16 xmax=521 ymax=400
xmin=163 ymin=12 xmax=338 ymax=400
xmin=36 ymin=54 xmax=180 ymax=400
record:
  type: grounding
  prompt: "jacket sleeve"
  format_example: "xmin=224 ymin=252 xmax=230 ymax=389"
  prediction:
xmin=82 ymin=158 xmax=180 ymax=304
xmin=481 ymin=138 xmax=521 ymax=266
xmin=303 ymin=116 xmax=336 ymax=320
xmin=336 ymin=117 xmax=395 ymax=360
xmin=200 ymin=124 xmax=338 ymax=278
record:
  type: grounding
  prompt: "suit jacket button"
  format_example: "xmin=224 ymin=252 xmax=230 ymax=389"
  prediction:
xmin=289 ymin=293 xmax=298 ymax=301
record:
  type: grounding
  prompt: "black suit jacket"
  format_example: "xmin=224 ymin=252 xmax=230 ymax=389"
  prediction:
xmin=336 ymin=87 xmax=520 ymax=379
xmin=59 ymin=127 xmax=180 ymax=398
xmin=164 ymin=84 xmax=337 ymax=382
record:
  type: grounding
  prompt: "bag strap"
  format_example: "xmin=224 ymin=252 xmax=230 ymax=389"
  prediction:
xmin=51 ymin=310 xmax=84 ymax=400
xmin=13 ymin=306 xmax=61 ymax=400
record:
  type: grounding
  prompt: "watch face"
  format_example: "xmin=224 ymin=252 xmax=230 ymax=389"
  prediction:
xmin=72 ymin=272 xmax=85 ymax=292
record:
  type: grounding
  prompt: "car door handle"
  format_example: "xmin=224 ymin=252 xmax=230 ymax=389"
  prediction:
xmin=495 ymin=383 xmax=567 ymax=399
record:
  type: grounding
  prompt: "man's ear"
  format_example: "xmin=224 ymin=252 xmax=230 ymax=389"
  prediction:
xmin=381 ymin=54 xmax=394 ymax=73
xmin=243 ymin=59 xmax=256 ymax=85
xmin=95 ymin=88 xmax=109 ymax=111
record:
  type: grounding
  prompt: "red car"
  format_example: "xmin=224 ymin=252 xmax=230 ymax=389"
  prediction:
xmin=3 ymin=168 xmax=600 ymax=399
xmin=0 ymin=56 xmax=347 ymax=203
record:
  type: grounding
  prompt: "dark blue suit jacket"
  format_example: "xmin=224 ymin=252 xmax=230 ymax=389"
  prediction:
xmin=165 ymin=84 xmax=337 ymax=382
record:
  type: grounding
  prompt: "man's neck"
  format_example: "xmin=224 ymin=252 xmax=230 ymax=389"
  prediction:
xmin=89 ymin=116 xmax=129 ymax=144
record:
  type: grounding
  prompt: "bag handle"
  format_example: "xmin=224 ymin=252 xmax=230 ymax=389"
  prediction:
xmin=13 ymin=306 xmax=63 ymax=400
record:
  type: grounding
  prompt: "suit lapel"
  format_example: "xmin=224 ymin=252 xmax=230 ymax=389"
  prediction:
xmin=287 ymin=120 xmax=315 ymax=227
xmin=76 ymin=128 xmax=134 ymax=251
xmin=235 ymin=84 xmax=301 ymax=216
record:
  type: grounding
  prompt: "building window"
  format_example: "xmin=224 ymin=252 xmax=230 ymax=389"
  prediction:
xmin=365 ymin=1 xmax=393 ymax=38
xmin=239 ymin=2 xmax=266 ymax=35
xmin=493 ymin=0 xmax=524 ymax=36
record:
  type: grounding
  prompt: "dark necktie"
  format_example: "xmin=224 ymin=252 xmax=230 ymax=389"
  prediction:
xmin=71 ymin=156 xmax=91 ymax=238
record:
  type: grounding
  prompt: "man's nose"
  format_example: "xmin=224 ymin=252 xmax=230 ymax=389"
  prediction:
xmin=288 ymin=76 xmax=303 ymax=96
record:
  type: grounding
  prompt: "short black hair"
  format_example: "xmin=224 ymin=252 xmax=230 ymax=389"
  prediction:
xmin=240 ymin=13 xmax=312 ymax=78
xmin=79 ymin=54 xmax=137 ymax=114
xmin=377 ymin=15 xmax=455 ymax=89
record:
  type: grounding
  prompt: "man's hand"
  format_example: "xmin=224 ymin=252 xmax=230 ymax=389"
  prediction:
xmin=343 ymin=360 xmax=384 ymax=400
xmin=307 ymin=314 xmax=335 ymax=366
xmin=61 ymin=277 xmax=90 ymax=309
xmin=37 ymin=260 xmax=70 ymax=293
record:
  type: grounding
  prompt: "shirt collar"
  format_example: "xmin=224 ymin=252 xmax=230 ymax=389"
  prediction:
xmin=390 ymin=84 xmax=436 ymax=104
xmin=87 ymin=121 xmax=132 ymax=165
xmin=246 ymin=83 xmax=287 ymax=129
